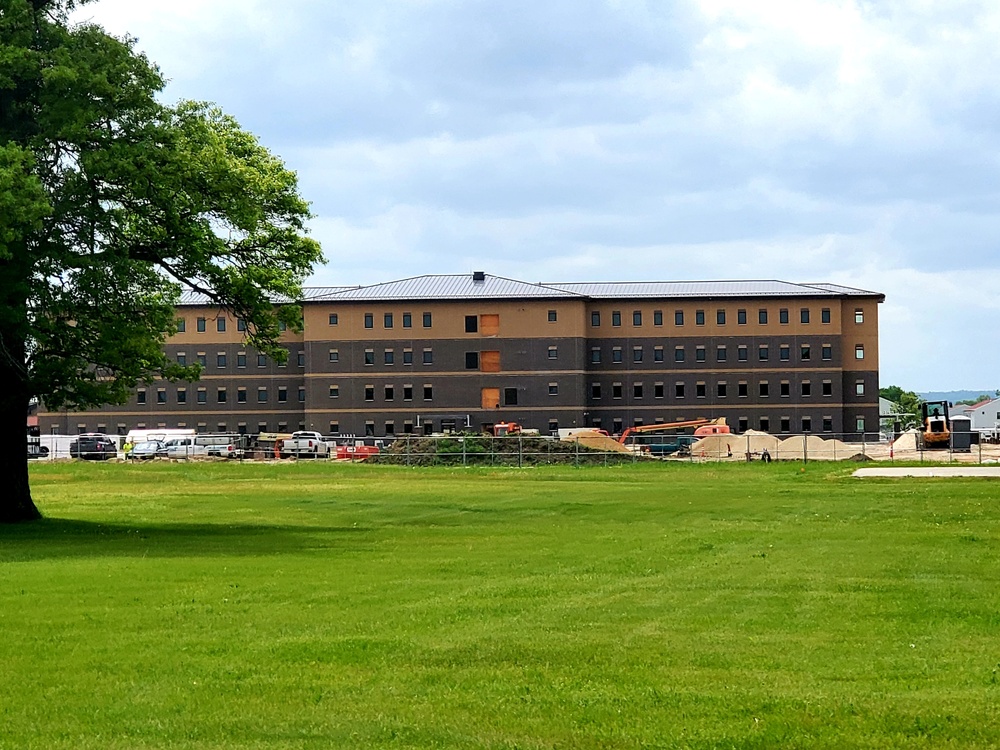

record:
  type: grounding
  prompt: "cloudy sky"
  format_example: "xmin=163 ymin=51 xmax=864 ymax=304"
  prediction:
xmin=75 ymin=0 xmax=1000 ymax=392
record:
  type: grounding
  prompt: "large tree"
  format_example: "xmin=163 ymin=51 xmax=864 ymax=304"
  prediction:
xmin=0 ymin=0 xmax=323 ymax=522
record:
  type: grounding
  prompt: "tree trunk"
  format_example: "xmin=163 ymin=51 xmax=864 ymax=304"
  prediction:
xmin=0 ymin=332 xmax=40 ymax=523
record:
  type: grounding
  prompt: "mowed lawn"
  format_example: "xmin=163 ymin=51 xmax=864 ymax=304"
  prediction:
xmin=3 ymin=462 xmax=1000 ymax=749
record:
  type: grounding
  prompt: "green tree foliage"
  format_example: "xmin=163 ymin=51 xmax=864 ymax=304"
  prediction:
xmin=0 ymin=0 xmax=323 ymax=521
xmin=879 ymin=386 xmax=924 ymax=428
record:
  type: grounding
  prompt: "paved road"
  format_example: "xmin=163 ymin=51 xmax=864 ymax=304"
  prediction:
xmin=854 ymin=466 xmax=1000 ymax=478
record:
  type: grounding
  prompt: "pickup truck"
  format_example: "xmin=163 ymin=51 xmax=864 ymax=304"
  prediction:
xmin=280 ymin=431 xmax=331 ymax=458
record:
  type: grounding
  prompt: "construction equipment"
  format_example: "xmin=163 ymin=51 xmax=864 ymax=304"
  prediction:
xmin=491 ymin=421 xmax=523 ymax=437
xmin=920 ymin=400 xmax=951 ymax=449
xmin=618 ymin=417 xmax=729 ymax=444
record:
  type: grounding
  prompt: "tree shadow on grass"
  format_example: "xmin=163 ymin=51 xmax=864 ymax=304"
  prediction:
xmin=0 ymin=517 xmax=373 ymax=562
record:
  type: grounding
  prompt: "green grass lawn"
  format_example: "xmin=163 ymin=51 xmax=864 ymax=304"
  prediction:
xmin=3 ymin=462 xmax=1000 ymax=749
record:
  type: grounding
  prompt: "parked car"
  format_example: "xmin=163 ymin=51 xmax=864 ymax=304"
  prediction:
xmin=69 ymin=434 xmax=118 ymax=460
xmin=128 ymin=440 xmax=165 ymax=460
xmin=163 ymin=435 xmax=240 ymax=459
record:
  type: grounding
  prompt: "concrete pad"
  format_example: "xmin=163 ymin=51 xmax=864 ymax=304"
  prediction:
xmin=854 ymin=467 xmax=1000 ymax=478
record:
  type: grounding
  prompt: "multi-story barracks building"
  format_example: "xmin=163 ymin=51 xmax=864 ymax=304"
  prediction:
xmin=38 ymin=273 xmax=884 ymax=438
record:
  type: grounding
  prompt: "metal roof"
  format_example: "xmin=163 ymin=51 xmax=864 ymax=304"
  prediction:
xmin=305 ymin=274 xmax=583 ymax=302
xmin=546 ymin=280 xmax=879 ymax=299
xmin=178 ymin=274 xmax=883 ymax=305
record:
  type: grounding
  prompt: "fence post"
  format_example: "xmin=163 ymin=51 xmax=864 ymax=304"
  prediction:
xmin=518 ymin=433 xmax=523 ymax=468
xmin=462 ymin=436 xmax=467 ymax=467
xmin=575 ymin=436 xmax=580 ymax=467
xmin=803 ymin=434 xmax=808 ymax=465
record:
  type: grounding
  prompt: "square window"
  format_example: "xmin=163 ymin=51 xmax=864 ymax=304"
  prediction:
xmin=217 ymin=389 xmax=227 ymax=403
xmin=696 ymin=382 xmax=706 ymax=398
xmin=548 ymin=346 xmax=558 ymax=359
xmin=402 ymin=313 xmax=412 ymax=328
xmin=801 ymin=308 xmax=810 ymax=324
xmin=760 ymin=417 xmax=770 ymax=432
xmin=257 ymin=389 xmax=267 ymax=403
xmin=237 ymin=389 xmax=246 ymax=403
xmin=717 ymin=382 xmax=727 ymax=398
xmin=384 ymin=313 xmax=393 ymax=329
xmin=632 ymin=311 xmax=642 ymax=326
xmin=855 ymin=345 xmax=865 ymax=360
xmin=176 ymin=318 xmax=186 ymax=333
xmin=716 ymin=309 xmax=726 ymax=325
xmin=257 ymin=354 xmax=267 ymax=367
xmin=197 ymin=317 xmax=206 ymax=332
xmin=654 ymin=310 xmax=663 ymax=326
xmin=298 ymin=387 xmax=305 ymax=403
xmin=329 ymin=349 xmax=339 ymax=363
xmin=297 ymin=351 xmax=305 ymax=367
xmin=329 ymin=313 xmax=338 ymax=326
xmin=633 ymin=347 xmax=643 ymax=363
xmin=759 ymin=382 xmax=770 ymax=397
xmin=385 ymin=385 xmax=394 ymax=401
xmin=696 ymin=347 xmax=706 ymax=362
xmin=612 ymin=348 xmax=623 ymax=363
xmin=633 ymin=383 xmax=643 ymax=398
xmin=822 ymin=417 xmax=833 ymax=432
xmin=654 ymin=347 xmax=664 ymax=362
xmin=591 ymin=311 xmax=601 ymax=326
xmin=384 ymin=350 xmax=394 ymax=365
xmin=403 ymin=385 xmax=413 ymax=401
xmin=466 ymin=352 xmax=480 ymax=369
xmin=802 ymin=381 xmax=812 ymax=396
xmin=856 ymin=381 xmax=865 ymax=396
xmin=548 ymin=310 xmax=557 ymax=322
xmin=654 ymin=383 xmax=664 ymax=398
xmin=738 ymin=382 xmax=748 ymax=397
xmin=781 ymin=417 xmax=791 ymax=433
xmin=802 ymin=416 xmax=812 ymax=432
xmin=591 ymin=383 xmax=602 ymax=399
xmin=612 ymin=383 xmax=623 ymax=399
xmin=737 ymin=309 xmax=747 ymax=325
xmin=856 ymin=416 xmax=866 ymax=432
xmin=737 ymin=346 xmax=748 ymax=362
xmin=758 ymin=346 xmax=769 ymax=361
xmin=197 ymin=353 xmax=207 ymax=367
xmin=465 ymin=315 xmax=478 ymax=333
xmin=364 ymin=350 xmax=374 ymax=365
xmin=197 ymin=389 xmax=207 ymax=404
xmin=403 ymin=349 xmax=413 ymax=365
xmin=716 ymin=347 xmax=727 ymax=362
xmin=674 ymin=347 xmax=685 ymax=362
xmin=177 ymin=390 xmax=187 ymax=403
xmin=822 ymin=381 xmax=832 ymax=396
xmin=237 ymin=353 xmax=246 ymax=368
xmin=821 ymin=308 xmax=831 ymax=324
xmin=855 ymin=309 xmax=864 ymax=324
xmin=801 ymin=345 xmax=811 ymax=360
xmin=612 ymin=311 xmax=622 ymax=327
xmin=157 ymin=390 xmax=167 ymax=404
xmin=423 ymin=312 xmax=433 ymax=327
xmin=695 ymin=310 xmax=705 ymax=325
xmin=779 ymin=308 xmax=789 ymax=324
xmin=675 ymin=382 xmax=685 ymax=398
xmin=591 ymin=348 xmax=602 ymax=363
xmin=329 ymin=385 xmax=339 ymax=398
xmin=217 ymin=353 xmax=226 ymax=368
xmin=217 ymin=318 xmax=226 ymax=332
xmin=779 ymin=346 xmax=790 ymax=361
xmin=503 ymin=387 xmax=516 ymax=405
xmin=364 ymin=313 xmax=373 ymax=329
xmin=780 ymin=381 xmax=790 ymax=397
xmin=423 ymin=349 xmax=433 ymax=364
xmin=822 ymin=345 xmax=832 ymax=360
xmin=674 ymin=310 xmax=684 ymax=326
xmin=177 ymin=353 xmax=186 ymax=366
xmin=758 ymin=309 xmax=768 ymax=324
xmin=365 ymin=386 xmax=374 ymax=401
xmin=548 ymin=383 xmax=559 ymax=396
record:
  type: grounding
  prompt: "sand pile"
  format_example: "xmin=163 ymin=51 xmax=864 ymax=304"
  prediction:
xmin=890 ymin=429 xmax=921 ymax=451
xmin=560 ymin=431 xmax=631 ymax=453
xmin=691 ymin=430 xmax=780 ymax=457
xmin=776 ymin=435 xmax=854 ymax=460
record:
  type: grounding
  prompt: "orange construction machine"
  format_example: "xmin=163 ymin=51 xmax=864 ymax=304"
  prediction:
xmin=617 ymin=417 xmax=730 ymax=444
xmin=491 ymin=421 xmax=523 ymax=437
xmin=920 ymin=400 xmax=950 ymax=449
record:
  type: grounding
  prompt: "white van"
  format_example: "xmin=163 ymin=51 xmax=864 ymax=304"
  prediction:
xmin=164 ymin=435 xmax=240 ymax=459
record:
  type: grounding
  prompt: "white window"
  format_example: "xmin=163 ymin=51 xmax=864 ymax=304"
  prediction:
xmin=855 ymin=345 xmax=865 ymax=360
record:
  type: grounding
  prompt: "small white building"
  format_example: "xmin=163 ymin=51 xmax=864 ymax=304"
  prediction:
xmin=968 ymin=397 xmax=1000 ymax=437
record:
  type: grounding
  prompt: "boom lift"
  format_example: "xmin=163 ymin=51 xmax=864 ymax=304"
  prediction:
xmin=617 ymin=417 xmax=730 ymax=444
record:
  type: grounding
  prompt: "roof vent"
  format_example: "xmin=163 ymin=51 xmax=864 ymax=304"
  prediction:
xmin=472 ymin=271 xmax=486 ymax=282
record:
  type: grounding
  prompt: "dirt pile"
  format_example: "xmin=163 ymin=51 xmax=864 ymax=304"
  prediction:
xmin=691 ymin=430 xmax=779 ymax=458
xmin=560 ymin=431 xmax=631 ymax=453
xmin=776 ymin=435 xmax=855 ymax=460
xmin=374 ymin=434 xmax=635 ymax=466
